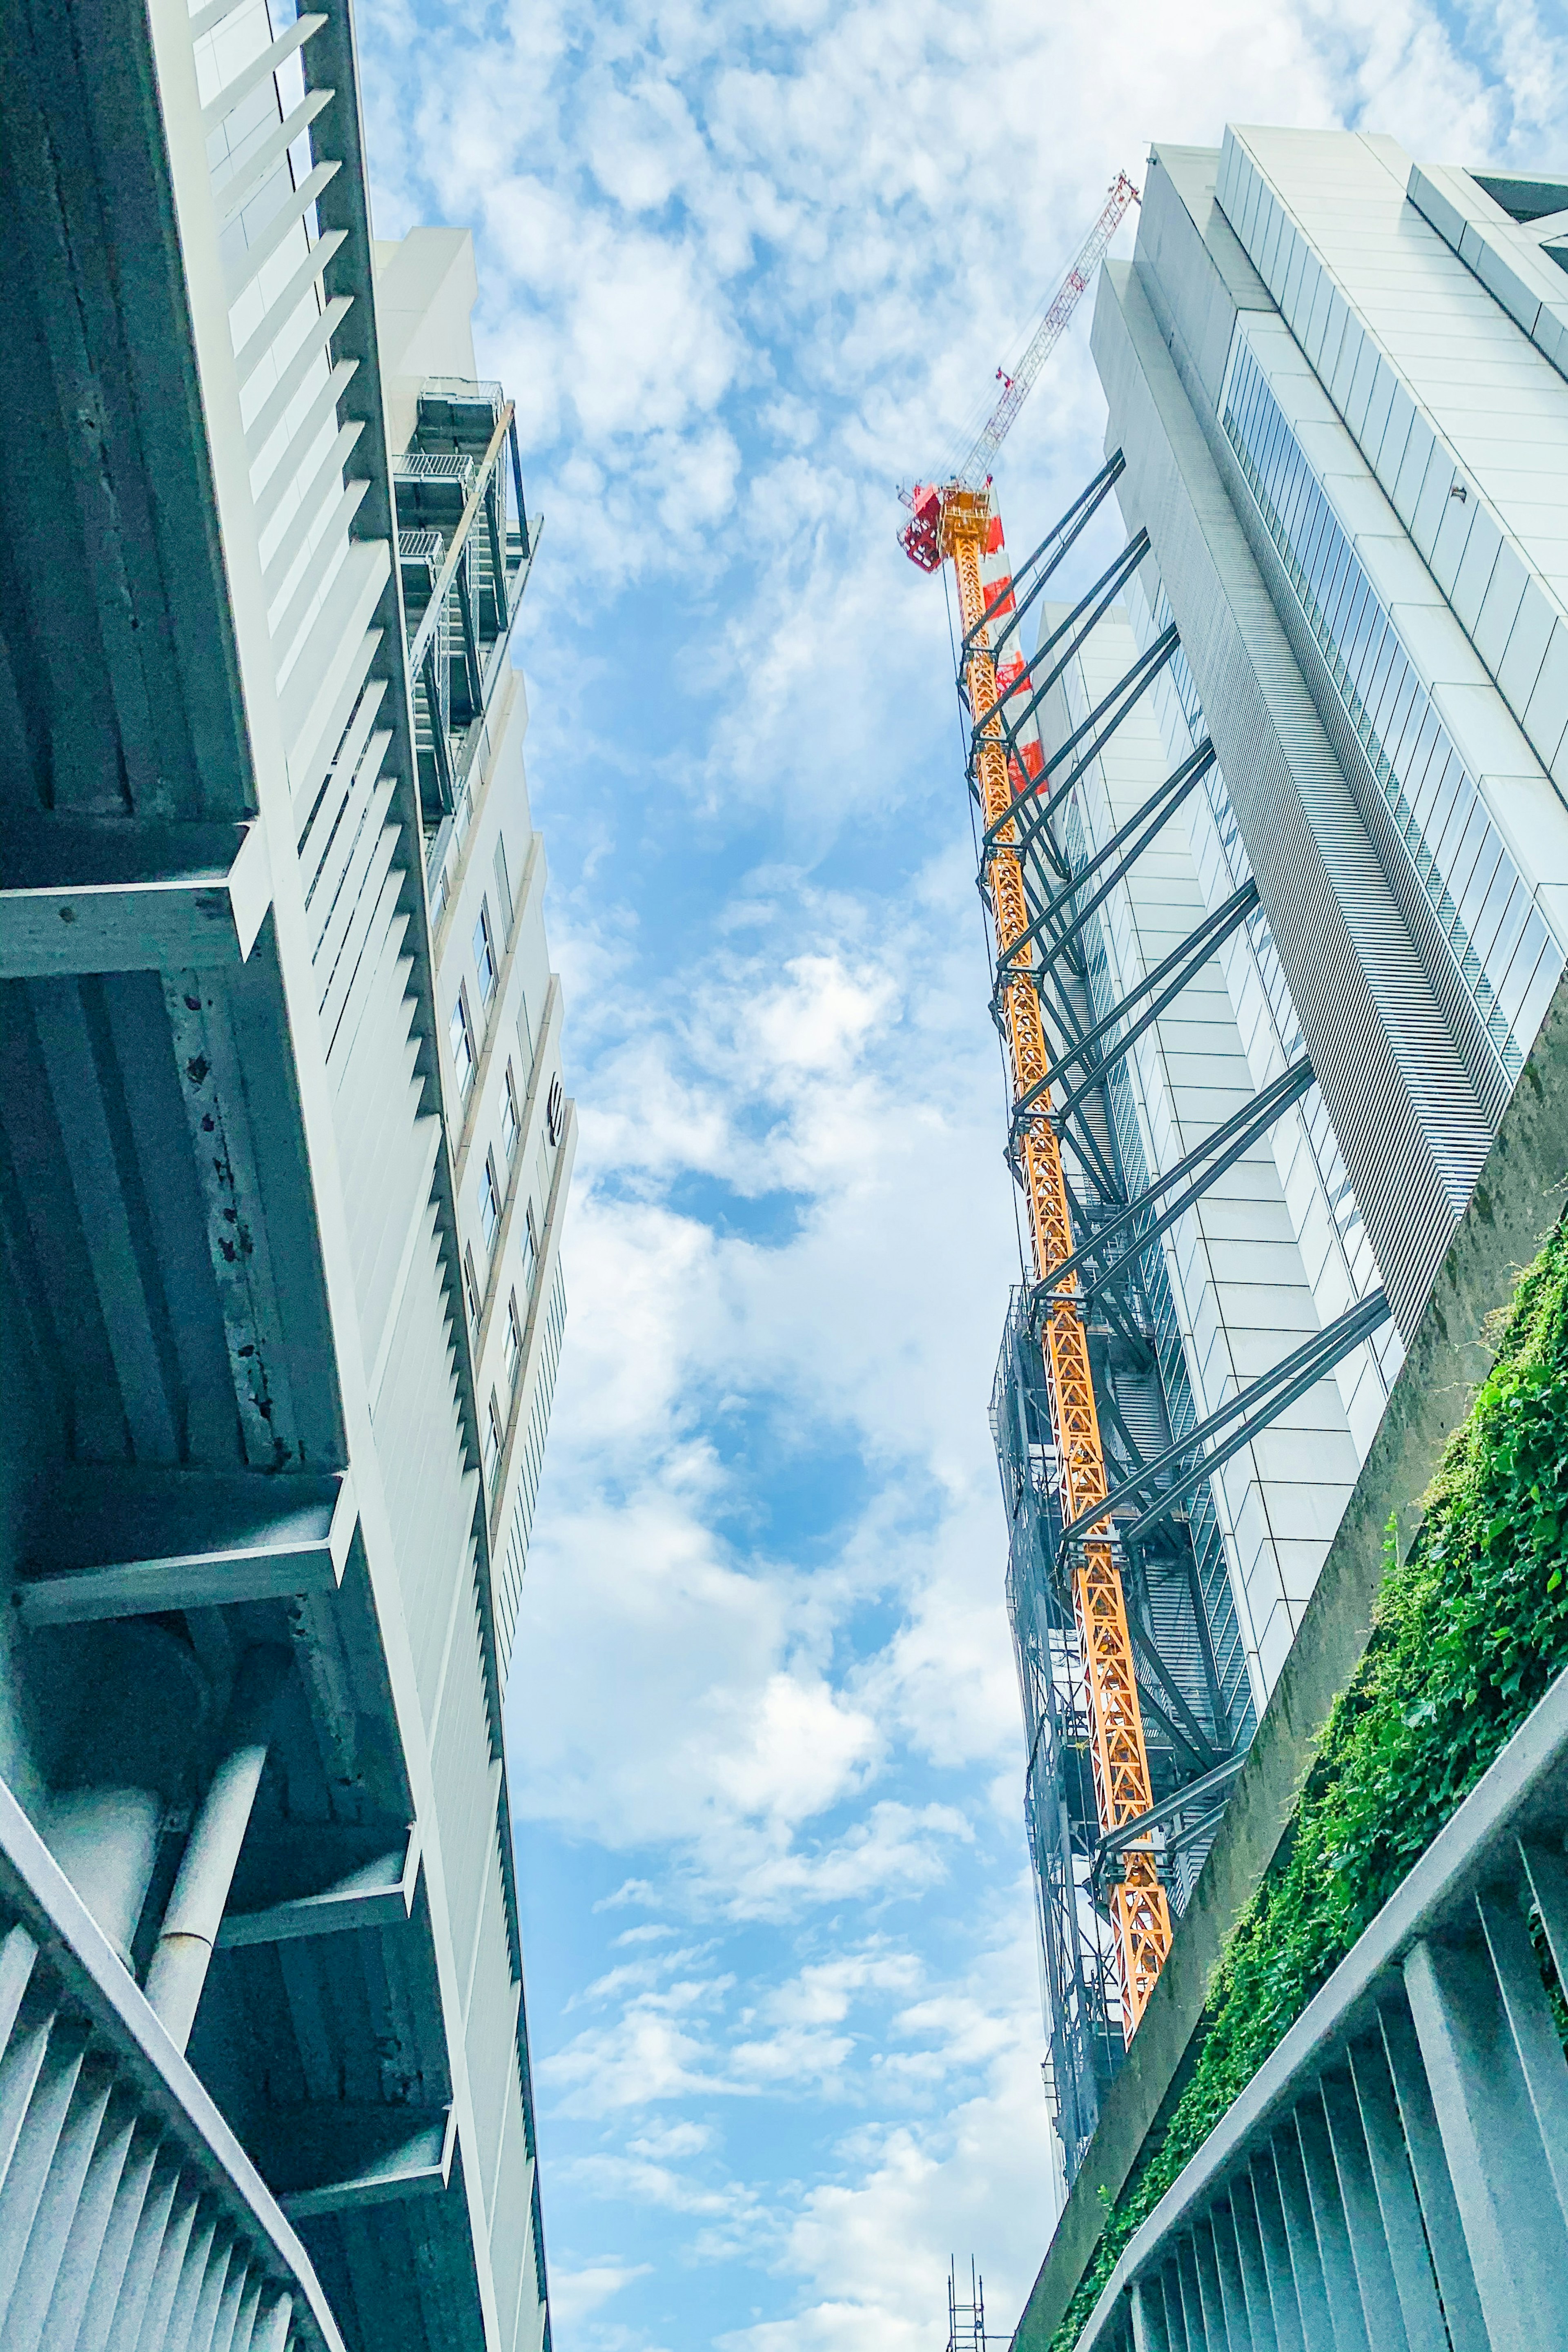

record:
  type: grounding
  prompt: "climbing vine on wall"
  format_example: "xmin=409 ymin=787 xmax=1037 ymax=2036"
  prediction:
xmin=1054 ymin=1209 xmax=1568 ymax=2352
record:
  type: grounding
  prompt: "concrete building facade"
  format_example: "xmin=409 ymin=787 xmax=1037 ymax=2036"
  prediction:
xmin=0 ymin=0 xmax=570 ymax=2346
xmin=1000 ymin=129 xmax=1568 ymax=2187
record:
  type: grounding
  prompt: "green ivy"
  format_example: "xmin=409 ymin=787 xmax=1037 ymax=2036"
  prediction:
xmin=1051 ymin=1212 xmax=1568 ymax=2352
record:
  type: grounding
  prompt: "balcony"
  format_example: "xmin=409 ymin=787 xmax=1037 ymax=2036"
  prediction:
xmin=392 ymin=389 xmax=535 ymax=856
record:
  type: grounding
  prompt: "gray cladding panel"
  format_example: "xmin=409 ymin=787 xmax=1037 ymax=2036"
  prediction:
xmin=1138 ymin=146 xmax=1273 ymax=410
xmin=1092 ymin=261 xmax=1489 ymax=1339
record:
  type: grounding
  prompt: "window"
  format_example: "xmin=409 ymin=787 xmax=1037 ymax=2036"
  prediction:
xmin=473 ymin=898 xmax=497 ymax=1009
xmin=520 ymin=1201 xmax=538 ymax=1294
xmin=483 ymin=1389 xmax=503 ymax=1490
xmin=504 ymin=1289 xmax=523 ymax=1387
xmin=449 ymin=989 xmax=474 ymax=1097
xmin=463 ymin=1245 xmax=481 ymax=1329
xmin=479 ymin=1151 xmax=501 ymax=1253
xmin=494 ymin=835 xmax=513 ymax=931
xmin=517 ymin=991 xmax=533 ymax=1069
xmin=501 ymin=1060 xmax=520 ymax=1160
xmin=1220 ymin=332 xmax=1554 ymax=1076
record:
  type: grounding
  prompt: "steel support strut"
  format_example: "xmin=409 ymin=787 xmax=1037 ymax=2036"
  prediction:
xmin=945 ymin=484 xmax=1172 ymax=2036
xmin=1058 ymin=1287 xmax=1392 ymax=1564
xmin=968 ymin=530 xmax=1151 ymax=768
xmin=985 ymin=625 xmax=1181 ymax=863
xmin=1013 ymin=881 xmax=1261 ymax=1139
xmin=962 ymin=450 xmax=1126 ymax=664
xmin=997 ymin=738 xmax=1216 ymax=998
xmin=1040 ymin=1057 xmax=1316 ymax=1307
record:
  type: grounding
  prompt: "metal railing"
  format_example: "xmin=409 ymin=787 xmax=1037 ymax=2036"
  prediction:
xmin=0 ymin=1775 xmax=343 ymax=2352
xmin=1069 ymin=1663 xmax=1568 ymax=2352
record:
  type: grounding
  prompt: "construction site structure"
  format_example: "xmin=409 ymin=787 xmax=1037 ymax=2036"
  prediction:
xmin=952 ymin=487 xmax=1174 ymax=2032
xmin=902 ymin=177 xmax=1172 ymax=2048
xmin=904 ymin=159 xmax=1434 ymax=2175
xmin=902 ymin=183 xmax=1345 ymax=2183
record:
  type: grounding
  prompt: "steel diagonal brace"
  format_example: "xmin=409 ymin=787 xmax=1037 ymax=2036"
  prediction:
xmin=1029 ymin=626 xmax=1180 ymax=812
xmin=969 ymin=531 xmax=1151 ymax=766
xmin=1091 ymin=1752 xmax=1247 ymax=1893
xmin=507 ymin=414 xmax=531 ymax=559
xmin=964 ymin=529 xmax=1150 ymax=753
xmin=985 ymin=625 xmax=1181 ymax=860
xmin=421 ymin=643 xmax=456 ymax=814
xmin=1038 ymin=1057 xmax=1315 ymax=1308
xmin=1121 ymin=1674 xmax=1214 ymax=1781
xmin=1123 ymin=1630 xmax=1223 ymax=1773
xmin=1016 ymin=882 xmax=1261 ymax=1137
xmin=961 ymin=451 xmax=1126 ymax=664
xmin=1057 ymin=1288 xmax=1391 ymax=1562
xmin=1003 ymin=636 xmax=1185 ymax=884
xmin=1118 ymin=1289 xmax=1392 ymax=1546
xmin=999 ymin=739 xmax=1216 ymax=989
xmin=984 ymin=662 xmax=1175 ymax=896
xmin=1012 ymin=1081 xmax=1123 ymax=1211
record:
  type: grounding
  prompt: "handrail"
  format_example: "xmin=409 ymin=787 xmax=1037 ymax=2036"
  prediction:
xmin=0 ymin=1773 xmax=345 ymax=2351
xmin=1067 ymin=1661 xmax=1568 ymax=2352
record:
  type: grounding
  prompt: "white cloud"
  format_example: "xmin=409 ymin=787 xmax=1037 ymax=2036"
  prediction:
xmin=762 ymin=1949 xmax=922 ymax=2028
xmin=628 ymin=2119 xmax=716 ymax=2158
xmin=544 ymin=1980 xmax=743 ymax=2119
xmin=716 ymin=1905 xmax=1060 ymax=2352
xmin=562 ymin=2154 xmax=757 ymax=2221
xmin=550 ymin=2263 xmax=655 ymax=2326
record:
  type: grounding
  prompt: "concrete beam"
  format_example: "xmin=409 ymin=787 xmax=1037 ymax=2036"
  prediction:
xmin=0 ymin=816 xmax=272 ymax=978
xmin=16 ymin=1464 xmax=356 ymax=1626
xmin=218 ymin=1824 xmax=420 ymax=1946
xmin=255 ymin=2103 xmax=455 ymax=2219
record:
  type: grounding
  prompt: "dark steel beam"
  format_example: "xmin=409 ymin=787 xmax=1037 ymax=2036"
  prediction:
xmin=1092 ymin=1751 xmax=1248 ymax=1891
xmin=1020 ymin=882 xmax=1260 ymax=1142
xmin=1038 ymin=1057 xmax=1316 ymax=1307
xmin=962 ymin=450 xmax=1126 ymax=664
xmin=998 ymin=738 xmax=1215 ymax=988
xmin=984 ymin=623 xmax=1180 ymax=859
xmin=968 ymin=530 xmax=1150 ymax=762
xmin=1058 ymin=1287 xmax=1392 ymax=1560
xmin=17 ymin=1463 xmax=357 ymax=1625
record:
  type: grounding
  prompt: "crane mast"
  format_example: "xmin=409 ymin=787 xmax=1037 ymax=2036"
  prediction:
xmin=906 ymin=176 xmax=1172 ymax=2034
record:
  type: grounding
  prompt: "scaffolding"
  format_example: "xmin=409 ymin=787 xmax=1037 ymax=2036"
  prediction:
xmin=946 ymin=2259 xmax=987 ymax=2352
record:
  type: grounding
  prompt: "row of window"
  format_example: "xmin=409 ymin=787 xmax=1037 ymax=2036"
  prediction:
xmin=481 ymin=1186 xmax=550 ymax=1494
xmin=1221 ymin=331 xmax=1561 ymax=1080
xmin=468 ymin=998 xmax=546 ymax=1500
xmin=444 ymin=827 xmax=568 ymax=1506
xmin=463 ymin=1180 xmax=538 ymax=1329
xmin=446 ymin=831 xmax=519 ymax=1100
xmin=498 ymin=1259 xmax=569 ymax=1661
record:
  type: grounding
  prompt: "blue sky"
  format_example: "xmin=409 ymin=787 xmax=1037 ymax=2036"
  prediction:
xmin=353 ymin=4 xmax=1562 ymax=2349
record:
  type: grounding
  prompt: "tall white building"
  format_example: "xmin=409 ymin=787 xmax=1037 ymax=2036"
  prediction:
xmin=0 ymin=1 xmax=570 ymax=2346
xmin=376 ymin=228 xmax=574 ymax=1684
xmin=996 ymin=128 xmax=1568 ymax=2184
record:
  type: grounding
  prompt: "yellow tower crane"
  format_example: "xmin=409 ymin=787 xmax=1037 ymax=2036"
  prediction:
xmin=900 ymin=174 xmax=1173 ymax=2034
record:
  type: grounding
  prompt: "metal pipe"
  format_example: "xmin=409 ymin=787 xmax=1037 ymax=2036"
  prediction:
xmin=144 ymin=1644 xmax=292 ymax=2052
